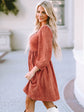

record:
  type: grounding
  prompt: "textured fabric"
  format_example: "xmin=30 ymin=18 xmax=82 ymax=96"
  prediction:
xmin=23 ymin=25 xmax=60 ymax=101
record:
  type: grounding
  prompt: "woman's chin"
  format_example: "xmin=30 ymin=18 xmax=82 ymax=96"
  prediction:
xmin=39 ymin=19 xmax=44 ymax=22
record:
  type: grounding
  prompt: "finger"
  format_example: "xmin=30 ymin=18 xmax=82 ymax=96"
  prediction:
xmin=25 ymin=75 xmax=26 ymax=78
xmin=25 ymin=74 xmax=28 ymax=78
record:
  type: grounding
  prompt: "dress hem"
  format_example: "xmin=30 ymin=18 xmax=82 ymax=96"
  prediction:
xmin=23 ymin=90 xmax=60 ymax=102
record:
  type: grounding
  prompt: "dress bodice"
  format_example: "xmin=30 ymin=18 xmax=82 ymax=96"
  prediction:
xmin=29 ymin=32 xmax=38 ymax=51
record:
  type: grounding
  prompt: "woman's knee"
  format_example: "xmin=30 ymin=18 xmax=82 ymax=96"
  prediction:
xmin=26 ymin=95 xmax=36 ymax=105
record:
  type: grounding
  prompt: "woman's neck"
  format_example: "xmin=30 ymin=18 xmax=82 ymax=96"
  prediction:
xmin=40 ymin=21 xmax=48 ymax=27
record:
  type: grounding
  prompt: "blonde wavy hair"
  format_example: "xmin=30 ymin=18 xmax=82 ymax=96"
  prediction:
xmin=25 ymin=0 xmax=62 ymax=59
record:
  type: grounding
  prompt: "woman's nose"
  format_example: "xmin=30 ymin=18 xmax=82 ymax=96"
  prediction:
xmin=39 ymin=13 xmax=42 ymax=16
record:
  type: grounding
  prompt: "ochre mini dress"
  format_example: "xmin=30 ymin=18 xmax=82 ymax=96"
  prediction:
xmin=23 ymin=25 xmax=60 ymax=101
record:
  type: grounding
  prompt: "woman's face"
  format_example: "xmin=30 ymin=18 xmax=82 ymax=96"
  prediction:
xmin=36 ymin=6 xmax=48 ymax=23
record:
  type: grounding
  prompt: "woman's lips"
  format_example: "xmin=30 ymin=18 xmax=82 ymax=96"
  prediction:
xmin=39 ymin=18 xmax=43 ymax=19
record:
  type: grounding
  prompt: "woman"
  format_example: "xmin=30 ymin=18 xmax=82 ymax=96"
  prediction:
xmin=23 ymin=1 xmax=62 ymax=112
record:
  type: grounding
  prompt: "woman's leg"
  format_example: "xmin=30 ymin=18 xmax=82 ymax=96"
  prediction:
xmin=42 ymin=101 xmax=57 ymax=109
xmin=25 ymin=95 xmax=36 ymax=112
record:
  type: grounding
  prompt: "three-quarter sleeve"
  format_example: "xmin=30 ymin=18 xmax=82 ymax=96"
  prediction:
xmin=35 ymin=25 xmax=53 ymax=70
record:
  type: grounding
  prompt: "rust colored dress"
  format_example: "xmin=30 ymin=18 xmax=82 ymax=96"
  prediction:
xmin=23 ymin=25 xmax=60 ymax=101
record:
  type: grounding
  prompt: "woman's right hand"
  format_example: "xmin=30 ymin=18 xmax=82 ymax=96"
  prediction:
xmin=25 ymin=71 xmax=35 ymax=80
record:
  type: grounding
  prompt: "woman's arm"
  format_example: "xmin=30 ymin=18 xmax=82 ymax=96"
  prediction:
xmin=31 ymin=66 xmax=40 ymax=73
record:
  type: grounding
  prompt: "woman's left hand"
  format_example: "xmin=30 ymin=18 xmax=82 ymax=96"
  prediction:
xmin=25 ymin=70 xmax=35 ymax=80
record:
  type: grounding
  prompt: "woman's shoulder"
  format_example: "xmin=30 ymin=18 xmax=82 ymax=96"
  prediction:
xmin=39 ymin=25 xmax=52 ymax=34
